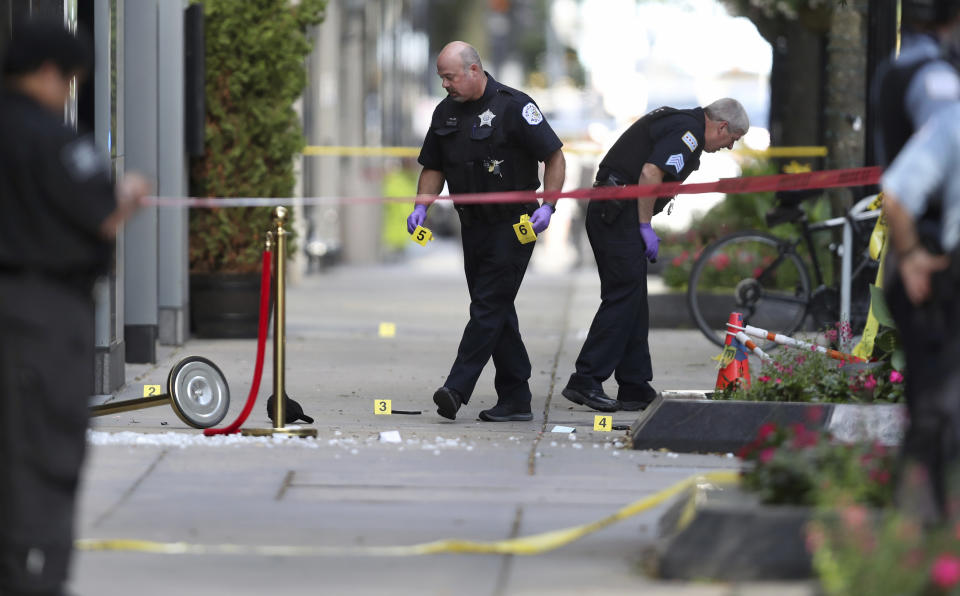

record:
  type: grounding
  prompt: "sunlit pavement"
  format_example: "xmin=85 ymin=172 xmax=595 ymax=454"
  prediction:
xmin=74 ymin=246 xmax=813 ymax=595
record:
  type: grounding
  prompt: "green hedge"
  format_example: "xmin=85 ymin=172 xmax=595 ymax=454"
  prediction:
xmin=189 ymin=0 xmax=326 ymax=273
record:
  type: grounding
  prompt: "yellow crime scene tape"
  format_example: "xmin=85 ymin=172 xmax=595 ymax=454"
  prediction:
xmin=303 ymin=145 xmax=828 ymax=159
xmin=853 ymin=193 xmax=890 ymax=360
xmin=76 ymin=470 xmax=738 ymax=557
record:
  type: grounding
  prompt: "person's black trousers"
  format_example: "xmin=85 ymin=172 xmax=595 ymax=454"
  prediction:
xmin=567 ymin=198 xmax=653 ymax=400
xmin=445 ymin=217 xmax=535 ymax=407
xmin=886 ymin=254 xmax=960 ymax=517
xmin=0 ymin=275 xmax=93 ymax=596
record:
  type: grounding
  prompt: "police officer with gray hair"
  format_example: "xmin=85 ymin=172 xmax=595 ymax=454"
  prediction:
xmin=408 ymin=41 xmax=565 ymax=422
xmin=0 ymin=20 xmax=147 ymax=595
xmin=562 ymin=99 xmax=748 ymax=412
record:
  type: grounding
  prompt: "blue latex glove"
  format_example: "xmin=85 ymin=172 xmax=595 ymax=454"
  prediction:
xmin=529 ymin=204 xmax=554 ymax=235
xmin=639 ymin=223 xmax=660 ymax=262
xmin=407 ymin=204 xmax=427 ymax=234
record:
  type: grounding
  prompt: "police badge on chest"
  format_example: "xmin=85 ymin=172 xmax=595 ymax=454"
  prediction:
xmin=484 ymin=158 xmax=504 ymax=178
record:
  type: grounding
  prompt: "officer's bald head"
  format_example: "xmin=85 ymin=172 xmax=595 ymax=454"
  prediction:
xmin=439 ymin=41 xmax=483 ymax=73
xmin=436 ymin=42 xmax=487 ymax=102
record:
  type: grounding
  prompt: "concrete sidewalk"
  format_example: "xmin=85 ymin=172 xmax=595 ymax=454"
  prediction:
xmin=75 ymin=249 xmax=814 ymax=595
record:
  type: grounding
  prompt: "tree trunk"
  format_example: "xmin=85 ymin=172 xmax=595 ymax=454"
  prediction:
xmin=824 ymin=0 xmax=868 ymax=211
xmin=768 ymin=21 xmax=826 ymax=171
xmin=739 ymin=10 xmax=826 ymax=174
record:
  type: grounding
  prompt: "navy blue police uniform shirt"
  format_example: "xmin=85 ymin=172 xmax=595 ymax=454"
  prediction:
xmin=599 ymin=107 xmax=706 ymax=184
xmin=418 ymin=73 xmax=562 ymax=194
xmin=0 ymin=89 xmax=116 ymax=282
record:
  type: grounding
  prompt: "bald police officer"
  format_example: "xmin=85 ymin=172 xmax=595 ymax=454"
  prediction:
xmin=408 ymin=41 xmax=565 ymax=422
xmin=562 ymin=99 xmax=748 ymax=412
xmin=0 ymin=20 xmax=146 ymax=595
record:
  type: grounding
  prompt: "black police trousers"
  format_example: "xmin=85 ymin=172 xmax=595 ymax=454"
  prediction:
xmin=0 ymin=274 xmax=93 ymax=596
xmin=886 ymin=253 xmax=960 ymax=517
xmin=445 ymin=216 xmax=535 ymax=407
xmin=567 ymin=198 xmax=653 ymax=400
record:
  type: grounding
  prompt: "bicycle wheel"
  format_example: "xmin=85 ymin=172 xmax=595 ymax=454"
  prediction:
xmin=687 ymin=231 xmax=812 ymax=348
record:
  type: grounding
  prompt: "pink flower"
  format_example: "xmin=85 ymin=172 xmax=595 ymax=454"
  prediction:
xmin=759 ymin=375 xmax=771 ymax=383
xmin=825 ymin=329 xmax=838 ymax=342
xmin=841 ymin=505 xmax=868 ymax=531
xmin=805 ymin=526 xmax=826 ymax=553
xmin=863 ymin=375 xmax=877 ymax=390
xmin=711 ymin=253 xmax=731 ymax=271
xmin=775 ymin=378 xmax=783 ymax=384
xmin=806 ymin=405 xmax=825 ymax=424
xmin=757 ymin=422 xmax=777 ymax=441
xmin=869 ymin=468 xmax=891 ymax=485
xmin=795 ymin=355 xmax=807 ymax=365
xmin=792 ymin=426 xmax=820 ymax=449
xmin=759 ymin=448 xmax=776 ymax=463
xmin=931 ymin=554 xmax=960 ymax=589
xmin=890 ymin=370 xmax=904 ymax=384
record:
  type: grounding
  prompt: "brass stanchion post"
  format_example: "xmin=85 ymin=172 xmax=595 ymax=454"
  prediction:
xmin=243 ymin=208 xmax=317 ymax=438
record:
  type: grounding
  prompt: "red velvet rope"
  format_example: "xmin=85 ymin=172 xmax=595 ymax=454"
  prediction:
xmin=203 ymin=249 xmax=272 ymax=436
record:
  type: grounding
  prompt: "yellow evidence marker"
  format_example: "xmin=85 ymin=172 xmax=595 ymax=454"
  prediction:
xmin=143 ymin=384 xmax=162 ymax=397
xmin=594 ymin=415 xmax=612 ymax=431
xmin=513 ymin=213 xmax=537 ymax=244
xmin=375 ymin=399 xmax=392 ymax=415
xmin=411 ymin=225 xmax=433 ymax=246
xmin=378 ymin=322 xmax=396 ymax=338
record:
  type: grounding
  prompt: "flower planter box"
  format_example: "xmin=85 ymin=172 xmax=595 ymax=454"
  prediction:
xmin=657 ymin=479 xmax=815 ymax=580
xmin=189 ymin=273 xmax=262 ymax=339
xmin=629 ymin=396 xmax=905 ymax=453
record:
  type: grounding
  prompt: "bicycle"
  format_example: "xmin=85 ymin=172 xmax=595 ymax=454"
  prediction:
xmin=686 ymin=190 xmax=881 ymax=349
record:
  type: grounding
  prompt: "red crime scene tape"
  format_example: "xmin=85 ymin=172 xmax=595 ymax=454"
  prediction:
xmin=147 ymin=166 xmax=882 ymax=208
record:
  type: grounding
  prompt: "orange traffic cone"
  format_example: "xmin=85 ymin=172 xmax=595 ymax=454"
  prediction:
xmin=715 ymin=312 xmax=751 ymax=390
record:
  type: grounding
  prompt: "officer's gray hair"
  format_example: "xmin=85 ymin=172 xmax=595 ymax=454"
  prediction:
xmin=459 ymin=45 xmax=483 ymax=72
xmin=704 ymin=98 xmax=750 ymax=135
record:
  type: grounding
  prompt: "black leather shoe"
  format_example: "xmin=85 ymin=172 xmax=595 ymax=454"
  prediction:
xmin=433 ymin=386 xmax=463 ymax=420
xmin=618 ymin=397 xmax=654 ymax=412
xmin=561 ymin=387 xmax=620 ymax=412
xmin=618 ymin=384 xmax=658 ymax=411
xmin=478 ymin=403 xmax=533 ymax=422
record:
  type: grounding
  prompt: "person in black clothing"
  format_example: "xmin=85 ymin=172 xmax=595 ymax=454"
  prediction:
xmin=872 ymin=0 xmax=960 ymax=522
xmin=562 ymin=99 xmax=749 ymax=412
xmin=0 ymin=20 xmax=146 ymax=595
xmin=407 ymin=41 xmax=565 ymax=422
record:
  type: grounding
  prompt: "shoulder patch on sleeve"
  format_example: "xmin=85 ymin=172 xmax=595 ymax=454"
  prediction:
xmin=60 ymin=139 xmax=109 ymax=181
xmin=521 ymin=102 xmax=544 ymax=125
xmin=666 ymin=153 xmax=685 ymax=173
xmin=681 ymin=131 xmax=698 ymax=152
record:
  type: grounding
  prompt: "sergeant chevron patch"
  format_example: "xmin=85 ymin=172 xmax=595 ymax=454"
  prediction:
xmin=666 ymin=153 xmax=685 ymax=173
